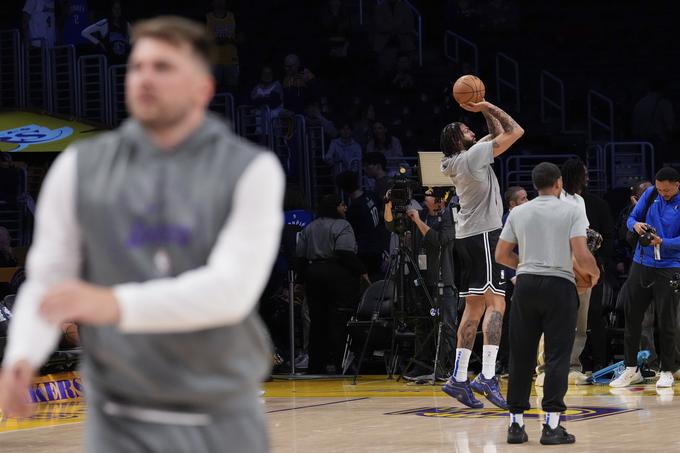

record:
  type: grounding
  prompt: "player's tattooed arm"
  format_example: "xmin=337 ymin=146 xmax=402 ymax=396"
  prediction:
xmin=485 ymin=104 xmax=520 ymax=134
xmin=479 ymin=110 xmax=503 ymax=143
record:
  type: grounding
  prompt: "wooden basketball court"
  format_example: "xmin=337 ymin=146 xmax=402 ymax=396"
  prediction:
xmin=1 ymin=375 xmax=678 ymax=452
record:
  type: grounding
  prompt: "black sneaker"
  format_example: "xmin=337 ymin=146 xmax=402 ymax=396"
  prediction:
xmin=540 ymin=424 xmax=575 ymax=445
xmin=507 ymin=423 xmax=528 ymax=444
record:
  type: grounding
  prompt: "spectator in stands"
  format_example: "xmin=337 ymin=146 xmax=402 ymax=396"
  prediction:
xmin=304 ymin=102 xmax=338 ymax=139
xmin=296 ymin=194 xmax=369 ymax=374
xmin=366 ymin=121 xmax=403 ymax=160
xmin=631 ymin=81 xmax=675 ymax=164
xmin=392 ymin=54 xmax=414 ymax=91
xmin=0 ymin=228 xmax=16 ymax=268
xmin=282 ymin=54 xmax=319 ymax=114
xmin=336 ymin=171 xmax=388 ymax=282
xmin=206 ymin=0 xmax=239 ymax=92
xmin=325 ymin=122 xmax=362 ymax=174
xmin=322 ymin=0 xmax=350 ymax=60
xmin=0 ymin=154 xmax=22 ymax=205
xmin=353 ymin=103 xmax=376 ymax=146
xmin=81 ymin=0 xmax=131 ymax=64
xmin=22 ymin=0 xmax=56 ymax=48
xmin=373 ymin=0 xmax=415 ymax=72
xmin=363 ymin=151 xmax=390 ymax=205
xmin=59 ymin=0 xmax=91 ymax=47
xmin=250 ymin=66 xmax=284 ymax=119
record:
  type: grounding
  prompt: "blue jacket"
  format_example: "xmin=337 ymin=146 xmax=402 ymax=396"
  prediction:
xmin=627 ymin=186 xmax=680 ymax=268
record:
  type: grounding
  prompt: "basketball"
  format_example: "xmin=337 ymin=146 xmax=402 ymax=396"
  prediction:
xmin=62 ymin=322 xmax=80 ymax=348
xmin=452 ymin=75 xmax=485 ymax=105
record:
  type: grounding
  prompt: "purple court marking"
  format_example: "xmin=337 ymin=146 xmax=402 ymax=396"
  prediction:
xmin=267 ymin=397 xmax=369 ymax=414
xmin=384 ymin=406 xmax=640 ymax=422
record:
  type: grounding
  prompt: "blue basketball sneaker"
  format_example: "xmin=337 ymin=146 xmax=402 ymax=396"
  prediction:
xmin=470 ymin=374 xmax=508 ymax=409
xmin=442 ymin=378 xmax=484 ymax=409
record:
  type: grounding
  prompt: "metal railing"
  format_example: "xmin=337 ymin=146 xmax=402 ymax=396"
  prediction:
xmin=0 ymin=29 xmax=24 ymax=108
xmin=77 ymin=55 xmax=107 ymax=123
xmin=209 ymin=92 xmax=235 ymax=129
xmin=444 ymin=30 xmax=479 ymax=75
xmin=106 ymin=64 xmax=127 ymax=126
xmin=540 ymin=70 xmax=565 ymax=132
xmin=358 ymin=0 xmax=423 ymax=66
xmin=50 ymin=45 xmax=77 ymax=116
xmin=504 ymin=153 xmax=579 ymax=189
xmin=585 ymin=144 xmax=607 ymax=195
xmin=306 ymin=124 xmax=328 ymax=204
xmin=237 ymin=105 xmax=271 ymax=148
xmin=588 ymin=90 xmax=614 ymax=143
xmin=24 ymin=38 xmax=51 ymax=112
xmin=496 ymin=53 xmax=520 ymax=112
xmin=605 ymin=141 xmax=655 ymax=189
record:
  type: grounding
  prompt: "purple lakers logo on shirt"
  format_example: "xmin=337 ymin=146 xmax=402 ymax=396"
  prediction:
xmin=126 ymin=219 xmax=193 ymax=248
xmin=0 ymin=124 xmax=73 ymax=151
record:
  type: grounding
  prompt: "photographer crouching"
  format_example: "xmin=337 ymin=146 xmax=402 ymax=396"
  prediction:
xmin=611 ymin=167 xmax=680 ymax=389
xmin=383 ymin=185 xmax=458 ymax=380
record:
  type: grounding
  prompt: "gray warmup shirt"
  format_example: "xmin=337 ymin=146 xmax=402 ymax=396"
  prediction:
xmin=499 ymin=195 xmax=589 ymax=283
xmin=297 ymin=218 xmax=358 ymax=259
xmin=76 ymin=114 xmax=273 ymax=414
xmin=441 ymin=141 xmax=503 ymax=238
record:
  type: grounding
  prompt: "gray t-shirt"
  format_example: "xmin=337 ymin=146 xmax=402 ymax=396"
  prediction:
xmin=441 ymin=141 xmax=503 ymax=238
xmin=296 ymin=217 xmax=358 ymax=259
xmin=500 ymin=195 xmax=589 ymax=283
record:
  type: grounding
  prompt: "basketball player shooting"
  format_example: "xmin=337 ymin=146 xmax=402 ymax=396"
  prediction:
xmin=439 ymin=93 xmax=524 ymax=409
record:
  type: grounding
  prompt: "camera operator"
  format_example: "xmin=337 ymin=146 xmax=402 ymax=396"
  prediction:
xmin=610 ymin=167 xmax=680 ymax=389
xmin=382 ymin=186 xmax=456 ymax=379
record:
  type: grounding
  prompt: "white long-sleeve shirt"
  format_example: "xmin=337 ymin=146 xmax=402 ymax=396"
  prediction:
xmin=3 ymin=146 xmax=284 ymax=369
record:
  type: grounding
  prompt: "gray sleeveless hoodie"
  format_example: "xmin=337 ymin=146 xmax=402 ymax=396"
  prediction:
xmin=75 ymin=113 xmax=271 ymax=413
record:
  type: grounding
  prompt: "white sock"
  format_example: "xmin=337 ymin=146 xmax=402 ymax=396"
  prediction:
xmin=482 ymin=345 xmax=499 ymax=379
xmin=453 ymin=348 xmax=472 ymax=382
xmin=510 ymin=413 xmax=524 ymax=427
xmin=546 ymin=412 xmax=560 ymax=429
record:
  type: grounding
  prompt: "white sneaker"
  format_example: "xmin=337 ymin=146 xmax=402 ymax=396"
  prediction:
xmin=656 ymin=371 xmax=674 ymax=388
xmin=610 ymin=367 xmax=643 ymax=388
xmin=568 ymin=370 xmax=590 ymax=385
xmin=535 ymin=372 xmax=545 ymax=387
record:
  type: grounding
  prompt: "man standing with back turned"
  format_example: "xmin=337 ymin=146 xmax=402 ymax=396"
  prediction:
xmin=495 ymin=162 xmax=599 ymax=445
xmin=0 ymin=17 xmax=284 ymax=453
xmin=439 ymin=99 xmax=524 ymax=409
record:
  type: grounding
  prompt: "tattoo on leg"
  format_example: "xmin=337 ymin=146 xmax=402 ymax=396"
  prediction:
xmin=458 ymin=320 xmax=478 ymax=350
xmin=485 ymin=310 xmax=503 ymax=346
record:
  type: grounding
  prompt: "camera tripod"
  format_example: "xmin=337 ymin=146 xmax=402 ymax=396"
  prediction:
xmin=351 ymin=232 xmax=448 ymax=385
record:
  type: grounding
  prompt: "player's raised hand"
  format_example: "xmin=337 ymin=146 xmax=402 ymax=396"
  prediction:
xmin=459 ymin=100 xmax=490 ymax=113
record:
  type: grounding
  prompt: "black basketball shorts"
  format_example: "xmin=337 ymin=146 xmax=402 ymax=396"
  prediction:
xmin=455 ymin=228 xmax=506 ymax=297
